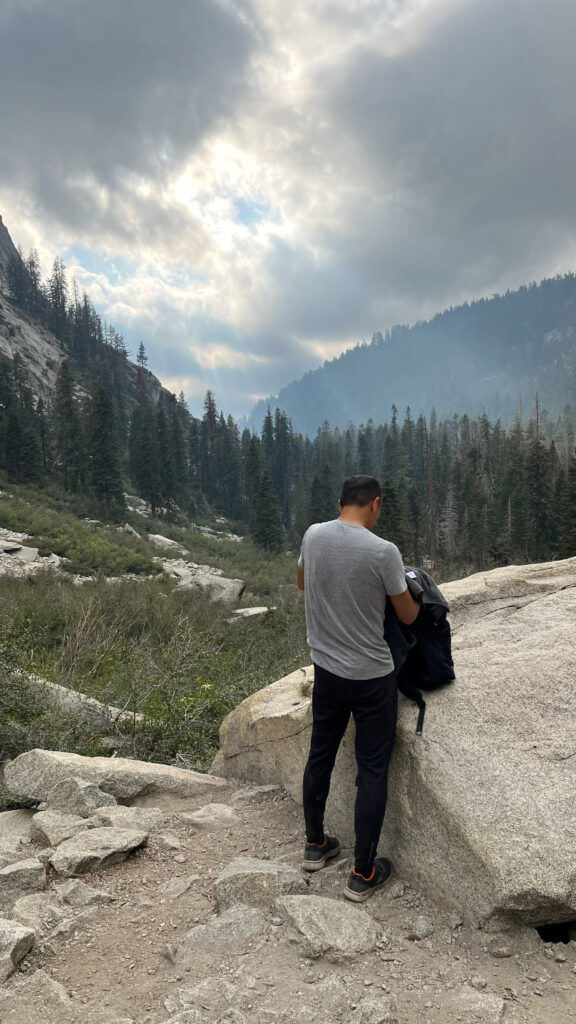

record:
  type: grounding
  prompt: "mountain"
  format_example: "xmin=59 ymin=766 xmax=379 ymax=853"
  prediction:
xmin=0 ymin=214 xmax=171 ymax=406
xmin=252 ymin=276 xmax=576 ymax=435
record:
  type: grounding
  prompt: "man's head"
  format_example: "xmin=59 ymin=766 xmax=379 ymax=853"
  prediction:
xmin=339 ymin=475 xmax=381 ymax=528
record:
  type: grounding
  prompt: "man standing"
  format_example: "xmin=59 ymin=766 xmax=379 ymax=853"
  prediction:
xmin=297 ymin=475 xmax=419 ymax=902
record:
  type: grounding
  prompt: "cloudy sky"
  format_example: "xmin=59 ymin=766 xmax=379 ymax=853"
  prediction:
xmin=1 ymin=0 xmax=576 ymax=417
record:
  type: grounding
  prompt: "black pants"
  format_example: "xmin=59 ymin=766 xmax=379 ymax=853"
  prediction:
xmin=302 ymin=663 xmax=398 ymax=876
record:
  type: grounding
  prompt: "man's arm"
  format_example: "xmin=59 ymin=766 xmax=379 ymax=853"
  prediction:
xmin=390 ymin=588 xmax=420 ymax=625
xmin=297 ymin=567 xmax=305 ymax=591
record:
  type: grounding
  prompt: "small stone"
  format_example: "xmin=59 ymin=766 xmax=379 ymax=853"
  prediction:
xmin=230 ymin=785 xmax=281 ymax=805
xmin=490 ymin=946 xmax=512 ymax=958
xmin=555 ymin=951 xmax=567 ymax=963
xmin=155 ymin=833 xmax=182 ymax=851
xmin=161 ymin=875 xmax=200 ymax=898
xmin=409 ymin=915 xmax=435 ymax=940
xmin=470 ymin=976 xmax=487 ymax=990
xmin=173 ymin=854 xmax=187 ymax=864
xmin=386 ymin=881 xmax=405 ymax=900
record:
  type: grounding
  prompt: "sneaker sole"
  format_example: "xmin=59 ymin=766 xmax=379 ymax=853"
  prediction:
xmin=301 ymin=844 xmax=341 ymax=872
xmin=343 ymin=878 xmax=388 ymax=903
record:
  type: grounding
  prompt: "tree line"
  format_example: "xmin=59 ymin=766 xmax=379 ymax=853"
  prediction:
xmin=1 ymin=247 xmax=576 ymax=570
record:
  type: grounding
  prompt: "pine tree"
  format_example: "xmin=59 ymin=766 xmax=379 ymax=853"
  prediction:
xmin=88 ymin=388 xmax=125 ymax=517
xmin=52 ymin=361 xmax=85 ymax=492
xmin=558 ymin=455 xmax=576 ymax=557
xmin=250 ymin=469 xmax=283 ymax=551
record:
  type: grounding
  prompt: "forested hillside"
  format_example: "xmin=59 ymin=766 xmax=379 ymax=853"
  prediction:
xmin=1 ymin=226 xmax=575 ymax=575
xmin=252 ymin=275 xmax=576 ymax=435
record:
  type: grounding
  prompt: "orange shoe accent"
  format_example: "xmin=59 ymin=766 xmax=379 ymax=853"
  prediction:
xmin=352 ymin=867 xmax=375 ymax=881
xmin=306 ymin=838 xmax=326 ymax=847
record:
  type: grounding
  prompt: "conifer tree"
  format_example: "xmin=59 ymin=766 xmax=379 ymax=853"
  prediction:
xmin=88 ymin=387 xmax=125 ymax=517
xmin=250 ymin=469 xmax=283 ymax=551
xmin=53 ymin=361 xmax=85 ymax=491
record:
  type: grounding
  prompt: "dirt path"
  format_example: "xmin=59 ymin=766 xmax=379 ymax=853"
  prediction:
xmin=1 ymin=784 xmax=575 ymax=1024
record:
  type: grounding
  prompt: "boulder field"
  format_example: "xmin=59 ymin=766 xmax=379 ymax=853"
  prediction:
xmin=213 ymin=556 xmax=576 ymax=929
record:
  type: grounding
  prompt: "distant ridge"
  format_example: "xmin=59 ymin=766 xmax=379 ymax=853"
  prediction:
xmin=251 ymin=275 xmax=576 ymax=435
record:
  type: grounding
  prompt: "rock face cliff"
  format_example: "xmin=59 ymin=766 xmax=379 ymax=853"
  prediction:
xmin=0 ymin=214 xmax=21 ymax=282
xmin=214 ymin=557 xmax=576 ymax=931
xmin=0 ymin=214 xmax=177 ymax=406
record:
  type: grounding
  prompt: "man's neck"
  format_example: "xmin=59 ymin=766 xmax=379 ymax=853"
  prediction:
xmin=338 ymin=509 xmax=370 ymax=529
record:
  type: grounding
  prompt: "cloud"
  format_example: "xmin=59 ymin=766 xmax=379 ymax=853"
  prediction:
xmin=2 ymin=0 xmax=576 ymax=420
xmin=0 ymin=0 xmax=256 ymax=236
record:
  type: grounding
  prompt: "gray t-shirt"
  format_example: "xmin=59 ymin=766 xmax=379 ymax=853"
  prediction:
xmin=298 ymin=519 xmax=407 ymax=679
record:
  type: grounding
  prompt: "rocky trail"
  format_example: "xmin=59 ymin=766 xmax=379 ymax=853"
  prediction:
xmin=0 ymin=753 xmax=575 ymax=1024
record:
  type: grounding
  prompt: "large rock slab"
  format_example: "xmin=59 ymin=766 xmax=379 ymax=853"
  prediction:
xmin=213 ymin=557 xmax=576 ymax=928
xmin=5 ymin=748 xmax=227 ymax=803
xmin=214 ymin=857 xmax=308 ymax=910
xmin=0 ymin=918 xmax=35 ymax=983
xmin=49 ymin=827 xmax=148 ymax=876
xmin=276 ymin=894 xmax=381 ymax=960
xmin=0 ymin=859 xmax=46 ymax=912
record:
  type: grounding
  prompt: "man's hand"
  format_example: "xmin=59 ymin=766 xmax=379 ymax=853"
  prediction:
xmin=297 ymin=567 xmax=305 ymax=591
xmin=390 ymin=588 xmax=420 ymax=625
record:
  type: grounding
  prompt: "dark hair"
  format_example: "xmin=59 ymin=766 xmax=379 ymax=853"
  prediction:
xmin=339 ymin=475 xmax=381 ymax=507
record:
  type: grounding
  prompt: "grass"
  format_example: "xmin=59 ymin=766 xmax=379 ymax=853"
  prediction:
xmin=0 ymin=571 xmax=308 ymax=801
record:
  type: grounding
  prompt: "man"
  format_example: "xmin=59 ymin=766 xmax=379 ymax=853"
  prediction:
xmin=297 ymin=475 xmax=420 ymax=902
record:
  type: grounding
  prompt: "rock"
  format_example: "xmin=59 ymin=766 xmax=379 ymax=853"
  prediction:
xmin=148 ymin=533 xmax=188 ymax=554
xmin=6 ymin=967 xmax=71 ymax=1005
xmin=348 ymin=998 xmax=399 ymax=1024
xmin=49 ymin=827 xmax=148 ymax=876
xmin=185 ymin=905 xmax=268 ymax=950
xmin=45 ymin=776 xmax=117 ymax=817
xmin=470 ymin=975 xmax=488 ymax=990
xmin=5 ymin=748 xmax=227 ymax=803
xmin=161 ymin=875 xmax=200 ymax=898
xmin=89 ymin=805 xmax=165 ymax=829
xmin=0 ymin=917 xmax=35 ymax=983
xmin=276 ymin=894 xmax=381 ymax=960
xmin=213 ymin=558 xmax=576 ymax=927
xmin=30 ymin=810 xmax=95 ymax=847
xmin=386 ymin=881 xmax=406 ymax=900
xmin=180 ymin=804 xmax=240 ymax=830
xmin=230 ymin=785 xmax=281 ymax=805
xmin=10 ymin=893 xmax=64 ymax=934
xmin=14 ymin=672 xmax=145 ymax=727
xmin=228 ymin=606 xmax=274 ymax=621
xmin=0 ymin=809 xmax=35 ymax=862
xmin=489 ymin=945 xmax=513 ymax=958
xmin=158 ymin=1012 xmax=206 ymax=1024
xmin=409 ymin=915 xmax=435 ymax=939
xmin=155 ymin=832 xmax=182 ymax=851
xmin=179 ymin=571 xmax=245 ymax=605
xmin=54 ymin=878 xmax=114 ymax=907
xmin=441 ymin=986 xmax=505 ymax=1022
xmin=164 ymin=977 xmax=252 ymax=1015
xmin=122 ymin=523 xmax=141 ymax=538
xmin=214 ymin=857 xmax=308 ymax=910
xmin=0 ymin=858 xmax=46 ymax=912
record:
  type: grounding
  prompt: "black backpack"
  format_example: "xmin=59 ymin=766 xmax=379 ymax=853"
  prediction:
xmin=385 ymin=567 xmax=455 ymax=734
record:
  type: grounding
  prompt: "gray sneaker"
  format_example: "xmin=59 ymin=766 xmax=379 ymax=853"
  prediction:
xmin=302 ymin=835 xmax=341 ymax=872
xmin=344 ymin=856 xmax=392 ymax=902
